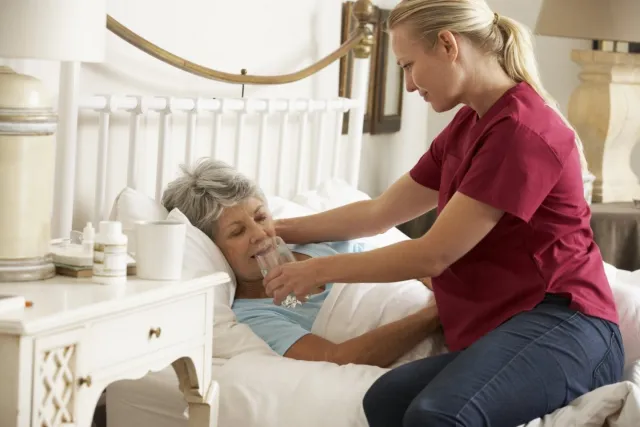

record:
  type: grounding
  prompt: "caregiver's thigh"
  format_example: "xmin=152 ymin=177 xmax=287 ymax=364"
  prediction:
xmin=363 ymin=295 xmax=624 ymax=427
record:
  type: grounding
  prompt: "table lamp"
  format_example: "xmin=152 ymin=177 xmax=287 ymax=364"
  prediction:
xmin=0 ymin=0 xmax=106 ymax=281
xmin=536 ymin=0 xmax=640 ymax=203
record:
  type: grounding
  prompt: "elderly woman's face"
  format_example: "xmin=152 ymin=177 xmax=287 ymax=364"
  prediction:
xmin=213 ymin=197 xmax=275 ymax=283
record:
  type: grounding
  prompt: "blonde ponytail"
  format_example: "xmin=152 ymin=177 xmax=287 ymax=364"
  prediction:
xmin=495 ymin=15 xmax=589 ymax=172
xmin=388 ymin=0 xmax=589 ymax=173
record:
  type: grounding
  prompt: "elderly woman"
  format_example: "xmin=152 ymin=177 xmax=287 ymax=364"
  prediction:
xmin=161 ymin=158 xmax=439 ymax=368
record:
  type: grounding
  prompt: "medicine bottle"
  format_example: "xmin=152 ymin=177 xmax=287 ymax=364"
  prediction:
xmin=82 ymin=222 xmax=95 ymax=255
xmin=92 ymin=221 xmax=128 ymax=285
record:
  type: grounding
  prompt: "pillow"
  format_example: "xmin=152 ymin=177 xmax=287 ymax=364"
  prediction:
xmin=108 ymin=187 xmax=168 ymax=253
xmin=166 ymin=208 xmax=274 ymax=359
xmin=292 ymin=179 xmax=410 ymax=249
xmin=166 ymin=208 xmax=236 ymax=308
xmin=106 ymin=188 xmax=294 ymax=360
xmin=610 ymin=275 xmax=640 ymax=371
xmin=291 ymin=178 xmax=370 ymax=212
xmin=107 ymin=183 xmax=404 ymax=316
xmin=625 ymin=359 xmax=640 ymax=387
xmin=267 ymin=195 xmax=316 ymax=219
xmin=107 ymin=187 xmax=318 ymax=311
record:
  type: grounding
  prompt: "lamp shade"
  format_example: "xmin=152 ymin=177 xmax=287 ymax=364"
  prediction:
xmin=535 ymin=0 xmax=640 ymax=44
xmin=0 ymin=0 xmax=106 ymax=62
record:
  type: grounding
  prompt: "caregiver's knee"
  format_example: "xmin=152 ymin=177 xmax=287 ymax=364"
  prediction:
xmin=362 ymin=383 xmax=389 ymax=426
xmin=362 ymin=376 xmax=413 ymax=427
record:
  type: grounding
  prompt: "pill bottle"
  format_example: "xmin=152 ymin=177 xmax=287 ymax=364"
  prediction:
xmin=82 ymin=222 xmax=95 ymax=256
xmin=92 ymin=221 xmax=128 ymax=285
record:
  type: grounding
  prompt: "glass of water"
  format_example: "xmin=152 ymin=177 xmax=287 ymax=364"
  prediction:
xmin=256 ymin=236 xmax=306 ymax=308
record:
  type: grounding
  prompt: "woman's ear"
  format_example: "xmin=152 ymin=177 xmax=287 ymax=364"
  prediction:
xmin=436 ymin=30 xmax=459 ymax=62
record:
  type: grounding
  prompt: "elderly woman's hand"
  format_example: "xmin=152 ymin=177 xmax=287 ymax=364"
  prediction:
xmin=263 ymin=258 xmax=323 ymax=305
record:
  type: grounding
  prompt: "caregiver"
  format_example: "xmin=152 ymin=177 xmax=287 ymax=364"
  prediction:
xmin=264 ymin=0 xmax=625 ymax=426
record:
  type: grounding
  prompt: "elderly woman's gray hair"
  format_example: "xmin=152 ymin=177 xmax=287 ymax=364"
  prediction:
xmin=162 ymin=158 xmax=266 ymax=238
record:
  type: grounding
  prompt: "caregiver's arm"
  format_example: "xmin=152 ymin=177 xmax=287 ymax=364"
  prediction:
xmin=276 ymin=174 xmax=438 ymax=244
xmin=315 ymin=191 xmax=504 ymax=284
xmin=285 ymin=306 xmax=439 ymax=368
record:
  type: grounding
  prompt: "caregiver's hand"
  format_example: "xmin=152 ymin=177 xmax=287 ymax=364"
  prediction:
xmin=263 ymin=258 xmax=323 ymax=305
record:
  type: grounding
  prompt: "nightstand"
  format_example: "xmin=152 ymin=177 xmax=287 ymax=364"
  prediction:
xmin=0 ymin=272 xmax=228 ymax=427
xmin=590 ymin=202 xmax=640 ymax=271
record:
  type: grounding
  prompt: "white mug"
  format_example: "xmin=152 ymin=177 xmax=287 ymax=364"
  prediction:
xmin=135 ymin=220 xmax=186 ymax=280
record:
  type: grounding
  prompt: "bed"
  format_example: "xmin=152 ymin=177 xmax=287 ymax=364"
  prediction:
xmin=47 ymin=2 xmax=640 ymax=427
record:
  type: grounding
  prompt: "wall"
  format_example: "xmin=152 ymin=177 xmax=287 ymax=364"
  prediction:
xmin=1 ymin=0 xmax=590 ymax=231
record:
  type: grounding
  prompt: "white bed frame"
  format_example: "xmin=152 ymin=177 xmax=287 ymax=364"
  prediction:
xmin=50 ymin=5 xmax=374 ymax=241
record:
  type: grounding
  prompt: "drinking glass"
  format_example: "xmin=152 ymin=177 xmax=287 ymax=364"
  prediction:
xmin=256 ymin=236 xmax=306 ymax=308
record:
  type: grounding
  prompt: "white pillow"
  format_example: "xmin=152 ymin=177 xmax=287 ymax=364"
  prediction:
xmin=166 ymin=208 xmax=236 ymax=307
xmin=166 ymin=207 xmax=275 ymax=359
xmin=625 ymin=359 xmax=640 ymax=387
xmin=610 ymin=278 xmax=640 ymax=371
xmin=106 ymin=188 xmax=311 ymax=360
xmin=596 ymin=267 xmax=640 ymax=380
xmin=292 ymin=179 xmax=410 ymax=249
xmin=108 ymin=188 xmax=237 ymax=318
xmin=267 ymin=195 xmax=316 ymax=219
xmin=108 ymin=187 xmax=168 ymax=253
xmin=107 ymin=187 xmax=319 ymax=310
xmin=292 ymin=178 xmax=370 ymax=212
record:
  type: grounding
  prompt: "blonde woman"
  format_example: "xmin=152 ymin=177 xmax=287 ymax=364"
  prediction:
xmin=264 ymin=0 xmax=624 ymax=425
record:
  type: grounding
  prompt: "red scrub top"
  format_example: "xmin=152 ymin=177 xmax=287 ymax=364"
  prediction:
xmin=411 ymin=82 xmax=619 ymax=352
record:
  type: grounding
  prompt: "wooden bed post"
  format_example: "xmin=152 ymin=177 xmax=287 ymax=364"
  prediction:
xmin=347 ymin=0 xmax=375 ymax=188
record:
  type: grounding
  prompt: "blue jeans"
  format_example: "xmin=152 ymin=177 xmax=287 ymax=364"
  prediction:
xmin=363 ymin=294 xmax=625 ymax=427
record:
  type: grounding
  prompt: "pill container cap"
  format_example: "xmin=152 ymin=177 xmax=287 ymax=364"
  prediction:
xmin=97 ymin=221 xmax=127 ymax=246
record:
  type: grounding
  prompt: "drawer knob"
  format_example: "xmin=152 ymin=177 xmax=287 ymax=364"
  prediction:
xmin=78 ymin=376 xmax=92 ymax=388
xmin=149 ymin=327 xmax=162 ymax=338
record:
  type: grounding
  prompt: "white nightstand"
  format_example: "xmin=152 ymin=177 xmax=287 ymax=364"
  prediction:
xmin=0 ymin=272 xmax=228 ymax=427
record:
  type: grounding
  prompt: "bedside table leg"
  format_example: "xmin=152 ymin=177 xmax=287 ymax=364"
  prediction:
xmin=187 ymin=380 xmax=220 ymax=427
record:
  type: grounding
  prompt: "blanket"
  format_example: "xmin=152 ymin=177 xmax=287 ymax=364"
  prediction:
xmin=212 ymin=278 xmax=640 ymax=427
xmin=522 ymin=382 xmax=640 ymax=427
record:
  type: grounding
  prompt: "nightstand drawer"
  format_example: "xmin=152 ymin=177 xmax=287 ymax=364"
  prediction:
xmin=86 ymin=292 xmax=208 ymax=371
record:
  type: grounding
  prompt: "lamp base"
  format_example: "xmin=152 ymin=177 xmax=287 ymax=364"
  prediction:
xmin=0 ymin=255 xmax=56 ymax=282
xmin=569 ymin=49 xmax=640 ymax=203
xmin=0 ymin=66 xmax=57 ymax=282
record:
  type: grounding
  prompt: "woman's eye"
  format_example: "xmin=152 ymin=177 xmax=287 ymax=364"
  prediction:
xmin=402 ymin=63 xmax=412 ymax=70
xmin=256 ymin=215 xmax=267 ymax=222
xmin=230 ymin=227 xmax=245 ymax=237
